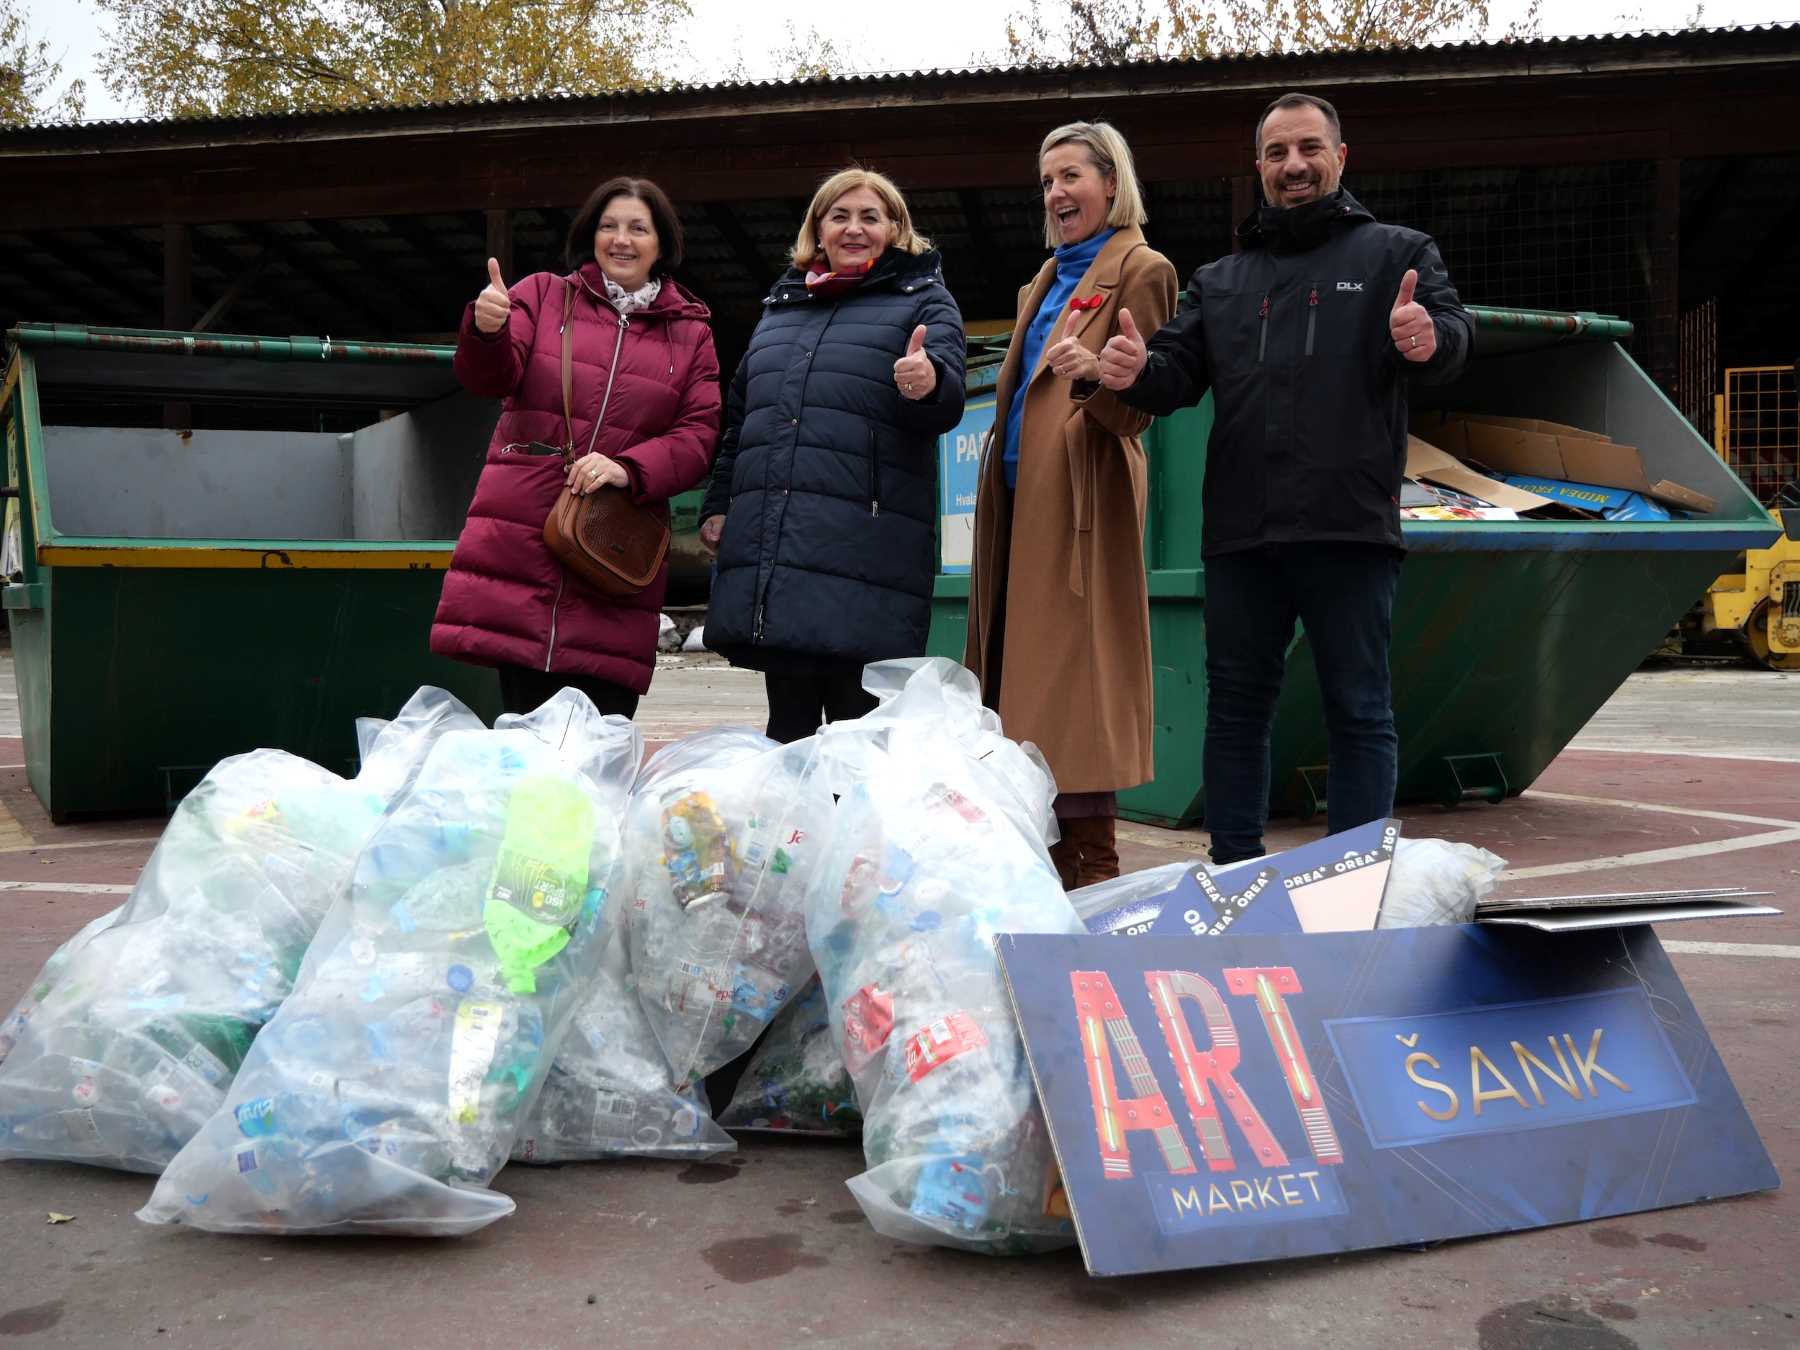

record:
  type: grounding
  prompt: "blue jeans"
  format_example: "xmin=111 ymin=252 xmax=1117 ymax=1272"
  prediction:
xmin=1202 ymin=543 xmax=1401 ymax=865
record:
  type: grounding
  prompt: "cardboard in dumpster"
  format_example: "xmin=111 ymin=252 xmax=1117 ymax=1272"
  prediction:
xmin=1495 ymin=473 xmax=1673 ymax=522
xmin=1083 ymin=820 xmax=1397 ymax=938
xmin=1404 ymin=436 xmax=1554 ymax=515
xmin=1413 ymin=412 xmax=1717 ymax=514
xmin=996 ymin=924 xmax=1779 ymax=1277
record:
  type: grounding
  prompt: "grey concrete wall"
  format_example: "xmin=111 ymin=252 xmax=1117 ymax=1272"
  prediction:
xmin=42 ymin=426 xmax=350 ymax=538
xmin=348 ymin=391 xmax=497 ymax=541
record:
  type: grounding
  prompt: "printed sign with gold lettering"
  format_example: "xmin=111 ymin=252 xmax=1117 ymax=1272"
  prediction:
xmin=996 ymin=925 xmax=1777 ymax=1277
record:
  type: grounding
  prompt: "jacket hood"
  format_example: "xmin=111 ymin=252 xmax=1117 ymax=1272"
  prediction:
xmin=765 ymin=246 xmax=947 ymax=305
xmin=571 ymin=260 xmax=712 ymax=321
xmin=1236 ymin=189 xmax=1376 ymax=254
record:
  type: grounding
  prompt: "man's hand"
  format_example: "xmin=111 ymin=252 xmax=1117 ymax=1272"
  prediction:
xmin=1390 ymin=269 xmax=1436 ymax=363
xmin=1098 ymin=308 xmax=1148 ymax=390
xmin=474 ymin=257 xmax=511 ymax=335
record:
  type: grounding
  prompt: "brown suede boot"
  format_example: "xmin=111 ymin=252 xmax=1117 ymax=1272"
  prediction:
xmin=1049 ymin=832 xmax=1081 ymax=890
xmin=1070 ymin=816 xmax=1120 ymax=888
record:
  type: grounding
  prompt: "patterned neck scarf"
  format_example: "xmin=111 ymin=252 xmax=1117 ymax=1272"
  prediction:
xmin=803 ymin=254 xmax=875 ymax=298
xmin=603 ymin=274 xmax=663 ymax=314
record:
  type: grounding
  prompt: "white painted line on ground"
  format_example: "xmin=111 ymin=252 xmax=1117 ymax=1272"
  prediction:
xmin=1567 ymin=745 xmax=1800 ymax=766
xmin=0 ymin=837 xmax=158 ymax=855
xmin=0 ymin=880 xmax=132 ymax=895
xmin=1500 ymin=827 xmax=1800 ymax=881
xmin=1524 ymin=789 xmax=1800 ymax=830
xmin=1663 ymin=939 xmax=1800 ymax=960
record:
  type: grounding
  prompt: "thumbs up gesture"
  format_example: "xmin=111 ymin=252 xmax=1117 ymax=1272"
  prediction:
xmin=1390 ymin=269 xmax=1435 ymax=363
xmin=894 ymin=323 xmax=936 ymax=401
xmin=1098 ymin=307 xmax=1148 ymax=390
xmin=474 ymin=257 xmax=511 ymax=335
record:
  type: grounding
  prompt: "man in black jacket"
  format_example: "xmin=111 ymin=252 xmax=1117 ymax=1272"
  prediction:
xmin=1096 ymin=91 xmax=1473 ymax=865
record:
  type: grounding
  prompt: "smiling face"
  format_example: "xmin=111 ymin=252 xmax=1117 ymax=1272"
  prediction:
xmin=818 ymin=186 xmax=892 ymax=273
xmin=1256 ymin=104 xmax=1347 ymax=210
xmin=593 ymin=194 xmax=660 ymax=291
xmin=1041 ymin=142 xmax=1116 ymax=246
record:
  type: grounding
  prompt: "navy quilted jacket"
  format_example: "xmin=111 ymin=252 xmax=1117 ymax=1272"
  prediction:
xmin=701 ymin=247 xmax=966 ymax=669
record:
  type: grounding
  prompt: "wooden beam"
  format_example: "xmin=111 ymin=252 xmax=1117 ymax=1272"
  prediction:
xmin=486 ymin=207 xmax=513 ymax=278
xmin=191 ymin=254 xmax=270 ymax=333
xmin=162 ymin=222 xmax=191 ymax=329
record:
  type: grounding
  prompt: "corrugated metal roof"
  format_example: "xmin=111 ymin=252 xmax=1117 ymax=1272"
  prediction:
xmin=4 ymin=22 xmax=1793 ymax=137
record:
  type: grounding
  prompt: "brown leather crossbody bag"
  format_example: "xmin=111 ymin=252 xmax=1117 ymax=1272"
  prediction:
xmin=542 ymin=280 xmax=670 ymax=597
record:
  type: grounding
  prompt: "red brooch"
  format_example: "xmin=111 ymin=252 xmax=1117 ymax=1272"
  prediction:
xmin=1067 ymin=294 xmax=1104 ymax=312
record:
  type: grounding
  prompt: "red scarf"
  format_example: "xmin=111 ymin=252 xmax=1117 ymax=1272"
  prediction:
xmin=803 ymin=255 xmax=875 ymax=298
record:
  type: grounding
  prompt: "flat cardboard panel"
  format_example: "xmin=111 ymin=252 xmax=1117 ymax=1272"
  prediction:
xmin=1415 ymin=413 xmax=1718 ymax=514
xmin=1406 ymin=437 xmax=1554 ymax=512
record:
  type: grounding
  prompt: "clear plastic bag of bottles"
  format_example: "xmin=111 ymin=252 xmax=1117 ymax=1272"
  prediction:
xmin=0 ymin=689 xmax=480 ymax=1175
xmin=717 ymin=974 xmax=861 ymax=1137
xmin=622 ymin=728 xmax=831 ymax=1087
xmin=804 ymin=658 xmax=1080 ymax=1254
xmin=139 ymin=690 xmax=640 ymax=1237
xmin=513 ymin=893 xmax=734 ymax=1164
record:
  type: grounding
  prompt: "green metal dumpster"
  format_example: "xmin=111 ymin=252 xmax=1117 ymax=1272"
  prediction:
xmin=1 ymin=323 xmax=504 ymax=820
xmin=927 ymin=308 xmax=1783 ymax=828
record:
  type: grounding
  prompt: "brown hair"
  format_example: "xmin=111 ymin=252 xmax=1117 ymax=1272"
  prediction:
xmin=1254 ymin=92 xmax=1343 ymax=156
xmin=565 ymin=177 xmax=684 ymax=276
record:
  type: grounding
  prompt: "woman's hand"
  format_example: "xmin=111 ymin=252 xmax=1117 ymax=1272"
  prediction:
xmin=474 ymin=257 xmax=511 ymax=335
xmin=567 ymin=452 xmax=629 ymax=496
xmin=699 ymin=514 xmax=726 ymax=555
xmin=1044 ymin=334 xmax=1102 ymax=384
xmin=893 ymin=324 xmax=936 ymax=401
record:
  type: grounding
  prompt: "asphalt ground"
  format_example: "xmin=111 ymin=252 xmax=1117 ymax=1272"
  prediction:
xmin=0 ymin=657 xmax=1794 ymax=1350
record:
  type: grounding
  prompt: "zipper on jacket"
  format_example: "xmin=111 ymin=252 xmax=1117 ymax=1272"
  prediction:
xmin=546 ymin=310 xmax=629 ymax=672
xmin=754 ymin=603 xmax=766 ymax=641
xmin=1257 ymin=294 xmax=1271 ymax=362
xmin=1305 ymin=287 xmax=1319 ymax=358
xmin=868 ymin=429 xmax=881 ymax=517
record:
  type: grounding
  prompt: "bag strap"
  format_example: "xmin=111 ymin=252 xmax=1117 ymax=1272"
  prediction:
xmin=559 ymin=280 xmax=576 ymax=462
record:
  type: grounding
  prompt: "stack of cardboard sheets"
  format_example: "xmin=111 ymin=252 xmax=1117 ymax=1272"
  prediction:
xmin=1404 ymin=413 xmax=1716 ymax=522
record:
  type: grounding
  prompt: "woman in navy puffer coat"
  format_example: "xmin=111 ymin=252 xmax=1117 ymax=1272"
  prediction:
xmin=699 ymin=168 xmax=967 ymax=742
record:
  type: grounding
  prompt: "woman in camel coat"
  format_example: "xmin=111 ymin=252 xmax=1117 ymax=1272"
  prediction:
xmin=964 ymin=122 xmax=1177 ymax=887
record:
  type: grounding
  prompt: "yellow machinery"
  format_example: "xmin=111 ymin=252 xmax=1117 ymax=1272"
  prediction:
xmin=1697 ymin=366 xmax=1799 ymax=670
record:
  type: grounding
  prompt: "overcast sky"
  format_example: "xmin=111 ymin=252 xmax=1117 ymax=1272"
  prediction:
xmin=20 ymin=0 xmax=1799 ymax=122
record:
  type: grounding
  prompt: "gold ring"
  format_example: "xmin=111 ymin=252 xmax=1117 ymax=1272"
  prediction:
xmin=1409 ymin=335 xmax=1418 ymax=349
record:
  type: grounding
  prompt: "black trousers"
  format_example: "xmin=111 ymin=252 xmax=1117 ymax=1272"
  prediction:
xmin=497 ymin=664 xmax=640 ymax=720
xmin=763 ymin=663 xmax=877 ymax=744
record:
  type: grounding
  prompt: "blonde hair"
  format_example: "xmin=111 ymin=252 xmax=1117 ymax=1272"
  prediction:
xmin=791 ymin=167 xmax=932 ymax=267
xmin=1038 ymin=121 xmax=1149 ymax=249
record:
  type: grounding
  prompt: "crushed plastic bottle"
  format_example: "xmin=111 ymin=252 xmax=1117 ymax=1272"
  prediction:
xmin=717 ymin=975 xmax=861 ymax=1137
xmin=803 ymin=659 xmax=1081 ymax=1254
xmin=138 ymin=689 xmax=639 ymax=1237
xmin=622 ymin=729 xmax=830 ymax=1087
xmin=0 ymin=688 xmax=480 ymax=1174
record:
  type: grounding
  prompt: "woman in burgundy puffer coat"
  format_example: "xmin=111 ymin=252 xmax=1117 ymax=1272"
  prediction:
xmin=431 ymin=176 xmax=721 ymax=718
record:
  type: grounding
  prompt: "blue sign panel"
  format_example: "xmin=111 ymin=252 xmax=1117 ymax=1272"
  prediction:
xmin=938 ymin=396 xmax=996 ymax=575
xmin=998 ymin=924 xmax=1777 ymax=1277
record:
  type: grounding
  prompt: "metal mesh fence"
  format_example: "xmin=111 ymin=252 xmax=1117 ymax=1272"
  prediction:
xmin=1722 ymin=365 xmax=1798 ymax=507
xmin=1351 ymin=163 xmax=1655 ymax=343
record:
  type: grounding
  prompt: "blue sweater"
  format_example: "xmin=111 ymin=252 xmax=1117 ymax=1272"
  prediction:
xmin=1003 ymin=227 xmax=1116 ymax=489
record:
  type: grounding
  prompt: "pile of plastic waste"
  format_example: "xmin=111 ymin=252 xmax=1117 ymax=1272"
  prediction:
xmin=803 ymin=659 xmax=1081 ymax=1254
xmin=139 ymin=690 xmax=639 ymax=1236
xmin=0 ymin=690 xmax=479 ymax=1173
